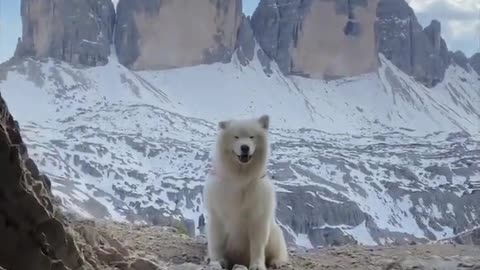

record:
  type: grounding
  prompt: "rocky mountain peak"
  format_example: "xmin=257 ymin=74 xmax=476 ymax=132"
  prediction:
xmin=470 ymin=53 xmax=480 ymax=76
xmin=14 ymin=0 xmax=115 ymax=67
xmin=450 ymin=50 xmax=470 ymax=71
xmin=115 ymin=0 xmax=243 ymax=70
xmin=376 ymin=0 xmax=450 ymax=87
xmin=12 ymin=0 xmax=475 ymax=86
xmin=251 ymin=0 xmax=379 ymax=79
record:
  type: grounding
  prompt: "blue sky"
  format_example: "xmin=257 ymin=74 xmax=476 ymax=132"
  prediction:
xmin=0 ymin=0 xmax=478 ymax=64
xmin=244 ymin=0 xmax=260 ymax=16
xmin=0 ymin=0 xmax=21 ymax=63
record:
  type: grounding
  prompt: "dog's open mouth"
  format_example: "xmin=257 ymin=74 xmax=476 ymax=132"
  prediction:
xmin=236 ymin=153 xmax=252 ymax=164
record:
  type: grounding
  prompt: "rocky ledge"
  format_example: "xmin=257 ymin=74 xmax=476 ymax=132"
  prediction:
xmin=65 ymin=219 xmax=480 ymax=270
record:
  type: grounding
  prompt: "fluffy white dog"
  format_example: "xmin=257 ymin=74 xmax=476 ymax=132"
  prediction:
xmin=203 ymin=115 xmax=288 ymax=270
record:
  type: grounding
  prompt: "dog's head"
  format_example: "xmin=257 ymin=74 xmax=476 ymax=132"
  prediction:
xmin=217 ymin=115 xmax=270 ymax=166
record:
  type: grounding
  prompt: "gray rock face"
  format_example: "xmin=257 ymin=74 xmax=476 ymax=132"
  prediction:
xmin=450 ymin=51 xmax=470 ymax=71
xmin=235 ymin=16 xmax=256 ymax=66
xmin=376 ymin=0 xmax=450 ymax=87
xmin=453 ymin=227 xmax=480 ymax=245
xmin=469 ymin=53 xmax=480 ymax=76
xmin=0 ymin=93 xmax=84 ymax=270
xmin=115 ymin=0 xmax=242 ymax=70
xmin=15 ymin=0 xmax=115 ymax=67
xmin=251 ymin=0 xmax=379 ymax=79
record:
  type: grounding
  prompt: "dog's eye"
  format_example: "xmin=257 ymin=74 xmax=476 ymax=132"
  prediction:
xmin=234 ymin=136 xmax=239 ymax=139
xmin=249 ymin=136 xmax=255 ymax=139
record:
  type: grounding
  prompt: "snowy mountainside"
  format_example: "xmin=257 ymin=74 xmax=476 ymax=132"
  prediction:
xmin=0 ymin=53 xmax=480 ymax=247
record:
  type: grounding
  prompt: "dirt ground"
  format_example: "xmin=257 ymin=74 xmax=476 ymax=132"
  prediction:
xmin=70 ymin=219 xmax=480 ymax=270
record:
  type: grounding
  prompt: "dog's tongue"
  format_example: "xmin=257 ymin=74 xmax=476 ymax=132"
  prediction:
xmin=240 ymin=154 xmax=250 ymax=163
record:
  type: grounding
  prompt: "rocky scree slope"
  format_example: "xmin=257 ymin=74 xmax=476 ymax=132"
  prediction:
xmin=0 ymin=92 xmax=228 ymax=270
xmin=2 ymin=0 xmax=480 ymax=250
xmin=3 ymin=89 xmax=479 ymax=270
xmin=1 ymin=53 xmax=479 ymax=248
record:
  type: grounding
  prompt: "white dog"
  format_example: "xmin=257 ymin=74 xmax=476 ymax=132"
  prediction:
xmin=203 ymin=115 xmax=288 ymax=270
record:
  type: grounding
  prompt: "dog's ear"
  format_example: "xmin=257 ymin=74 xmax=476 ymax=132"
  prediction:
xmin=258 ymin=115 xmax=270 ymax=130
xmin=218 ymin=120 xmax=229 ymax=130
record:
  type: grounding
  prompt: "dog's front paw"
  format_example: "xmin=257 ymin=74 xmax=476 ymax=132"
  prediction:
xmin=208 ymin=258 xmax=228 ymax=269
xmin=269 ymin=258 xmax=287 ymax=269
xmin=249 ymin=263 xmax=267 ymax=270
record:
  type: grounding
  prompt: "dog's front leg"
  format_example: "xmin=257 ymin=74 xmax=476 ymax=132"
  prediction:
xmin=248 ymin=218 xmax=270 ymax=270
xmin=207 ymin=213 xmax=228 ymax=268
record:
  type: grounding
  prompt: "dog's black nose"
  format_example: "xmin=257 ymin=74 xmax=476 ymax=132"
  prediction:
xmin=241 ymin=145 xmax=250 ymax=154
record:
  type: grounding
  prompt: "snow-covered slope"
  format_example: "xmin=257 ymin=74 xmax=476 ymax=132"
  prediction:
xmin=0 ymin=52 xmax=479 ymax=247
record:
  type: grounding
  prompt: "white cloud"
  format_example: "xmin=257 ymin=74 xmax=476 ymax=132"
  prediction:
xmin=409 ymin=0 xmax=480 ymax=13
xmin=447 ymin=20 xmax=479 ymax=40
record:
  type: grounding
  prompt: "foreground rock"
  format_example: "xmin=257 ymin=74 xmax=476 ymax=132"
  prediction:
xmin=251 ymin=0 xmax=379 ymax=79
xmin=15 ymin=0 xmax=115 ymax=66
xmin=115 ymin=0 xmax=242 ymax=70
xmin=0 ymin=93 xmax=83 ymax=269
xmin=70 ymin=219 xmax=480 ymax=270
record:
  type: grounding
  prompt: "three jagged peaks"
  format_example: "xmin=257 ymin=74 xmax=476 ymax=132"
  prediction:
xmin=13 ymin=0 xmax=480 ymax=87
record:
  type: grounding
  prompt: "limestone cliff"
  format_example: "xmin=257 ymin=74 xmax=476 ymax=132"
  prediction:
xmin=115 ymin=0 xmax=243 ymax=70
xmin=251 ymin=0 xmax=379 ymax=79
xmin=15 ymin=0 xmax=115 ymax=67
xmin=376 ymin=0 xmax=450 ymax=87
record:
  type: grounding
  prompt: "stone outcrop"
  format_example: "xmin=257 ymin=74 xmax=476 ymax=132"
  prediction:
xmin=470 ymin=53 xmax=480 ymax=76
xmin=0 ymin=93 xmax=83 ymax=270
xmin=15 ymin=0 xmax=115 ymax=67
xmin=115 ymin=0 xmax=242 ymax=70
xmin=453 ymin=227 xmax=480 ymax=246
xmin=376 ymin=0 xmax=450 ymax=87
xmin=235 ymin=15 xmax=256 ymax=66
xmin=450 ymin=51 xmax=470 ymax=71
xmin=251 ymin=0 xmax=379 ymax=79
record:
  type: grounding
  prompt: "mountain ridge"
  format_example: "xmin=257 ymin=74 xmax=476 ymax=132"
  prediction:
xmin=10 ymin=0 xmax=480 ymax=86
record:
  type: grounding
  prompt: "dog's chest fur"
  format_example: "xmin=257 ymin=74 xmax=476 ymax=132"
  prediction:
xmin=214 ymin=178 xmax=260 ymax=219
